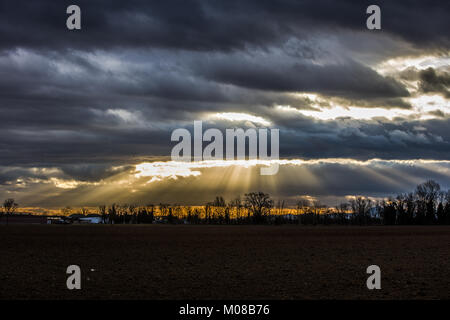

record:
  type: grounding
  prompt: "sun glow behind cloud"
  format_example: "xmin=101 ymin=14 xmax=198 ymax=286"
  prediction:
xmin=269 ymin=53 xmax=450 ymax=121
xmin=208 ymin=112 xmax=271 ymax=126
xmin=375 ymin=54 xmax=450 ymax=75
xmin=135 ymin=160 xmax=271 ymax=182
xmin=277 ymin=104 xmax=419 ymax=120
xmin=4 ymin=158 xmax=450 ymax=208
xmin=134 ymin=158 xmax=450 ymax=183
xmin=277 ymin=93 xmax=449 ymax=121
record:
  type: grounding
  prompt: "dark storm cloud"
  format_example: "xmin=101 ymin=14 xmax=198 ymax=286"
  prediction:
xmin=0 ymin=0 xmax=449 ymax=205
xmin=418 ymin=68 xmax=450 ymax=98
xmin=271 ymin=161 xmax=450 ymax=199
xmin=0 ymin=47 xmax=409 ymax=108
xmin=58 ymin=164 xmax=132 ymax=182
xmin=0 ymin=163 xmax=133 ymax=188
xmin=275 ymin=116 xmax=450 ymax=160
xmin=400 ymin=66 xmax=450 ymax=97
xmin=0 ymin=45 xmax=447 ymax=170
xmin=196 ymin=57 xmax=409 ymax=98
xmin=0 ymin=167 xmax=55 ymax=185
xmin=0 ymin=0 xmax=448 ymax=51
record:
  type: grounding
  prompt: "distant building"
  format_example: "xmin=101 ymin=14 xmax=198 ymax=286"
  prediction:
xmin=79 ymin=215 xmax=103 ymax=224
xmin=67 ymin=213 xmax=104 ymax=224
xmin=47 ymin=216 xmax=70 ymax=224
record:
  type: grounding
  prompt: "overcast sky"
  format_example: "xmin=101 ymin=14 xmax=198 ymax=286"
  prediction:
xmin=0 ymin=0 xmax=449 ymax=208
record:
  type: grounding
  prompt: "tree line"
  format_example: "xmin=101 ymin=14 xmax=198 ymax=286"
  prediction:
xmin=63 ymin=180 xmax=450 ymax=225
xmin=2 ymin=180 xmax=450 ymax=226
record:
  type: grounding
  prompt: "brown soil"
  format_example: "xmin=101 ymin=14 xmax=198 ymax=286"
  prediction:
xmin=0 ymin=225 xmax=449 ymax=299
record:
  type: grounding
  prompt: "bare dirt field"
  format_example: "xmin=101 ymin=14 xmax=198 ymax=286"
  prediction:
xmin=0 ymin=225 xmax=449 ymax=299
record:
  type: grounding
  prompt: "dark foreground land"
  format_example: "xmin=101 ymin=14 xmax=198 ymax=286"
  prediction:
xmin=0 ymin=225 xmax=449 ymax=299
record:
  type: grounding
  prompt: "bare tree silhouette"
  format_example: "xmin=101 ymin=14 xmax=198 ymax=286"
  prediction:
xmin=416 ymin=180 xmax=440 ymax=224
xmin=350 ymin=197 xmax=372 ymax=225
xmin=3 ymin=198 xmax=18 ymax=226
xmin=244 ymin=192 xmax=273 ymax=224
xmin=98 ymin=205 xmax=107 ymax=223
